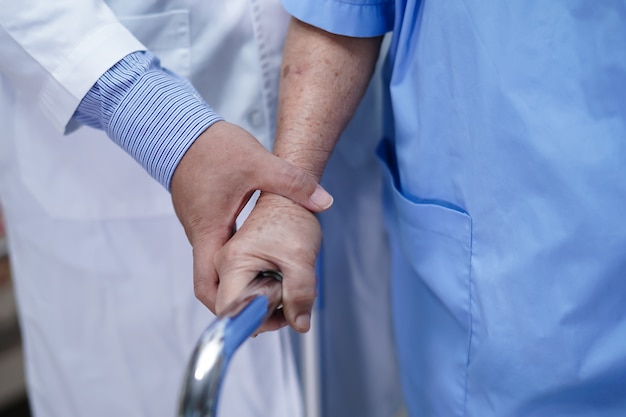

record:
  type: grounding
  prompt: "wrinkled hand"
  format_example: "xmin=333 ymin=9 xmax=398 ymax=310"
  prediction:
xmin=170 ymin=121 xmax=331 ymax=314
xmin=214 ymin=192 xmax=321 ymax=333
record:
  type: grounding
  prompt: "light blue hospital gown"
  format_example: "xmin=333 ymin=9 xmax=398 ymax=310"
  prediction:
xmin=283 ymin=0 xmax=626 ymax=415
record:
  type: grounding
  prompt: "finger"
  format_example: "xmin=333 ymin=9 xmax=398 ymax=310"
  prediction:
xmin=255 ymin=155 xmax=333 ymax=213
xmin=214 ymin=260 xmax=278 ymax=315
xmin=255 ymin=310 xmax=288 ymax=336
xmin=192 ymin=247 xmax=218 ymax=313
xmin=192 ymin=230 xmax=233 ymax=314
xmin=214 ymin=273 xmax=253 ymax=315
xmin=281 ymin=267 xmax=318 ymax=333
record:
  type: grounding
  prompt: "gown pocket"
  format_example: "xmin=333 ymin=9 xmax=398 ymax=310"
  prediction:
xmin=377 ymin=139 xmax=473 ymax=416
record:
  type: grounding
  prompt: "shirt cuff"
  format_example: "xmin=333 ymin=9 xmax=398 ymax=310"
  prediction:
xmin=73 ymin=51 xmax=223 ymax=190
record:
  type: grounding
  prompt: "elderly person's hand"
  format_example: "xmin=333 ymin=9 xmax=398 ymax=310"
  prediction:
xmin=213 ymin=191 xmax=321 ymax=333
xmin=170 ymin=121 xmax=331 ymax=315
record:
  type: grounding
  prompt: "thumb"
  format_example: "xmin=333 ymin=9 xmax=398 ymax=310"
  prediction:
xmin=191 ymin=226 xmax=233 ymax=314
xmin=255 ymin=155 xmax=333 ymax=212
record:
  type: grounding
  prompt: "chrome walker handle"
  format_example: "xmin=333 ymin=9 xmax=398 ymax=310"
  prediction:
xmin=177 ymin=271 xmax=283 ymax=417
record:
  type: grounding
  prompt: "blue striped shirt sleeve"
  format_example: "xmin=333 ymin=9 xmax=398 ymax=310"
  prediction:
xmin=73 ymin=51 xmax=223 ymax=190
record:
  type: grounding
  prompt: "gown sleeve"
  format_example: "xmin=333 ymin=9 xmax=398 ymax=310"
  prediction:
xmin=281 ymin=0 xmax=395 ymax=38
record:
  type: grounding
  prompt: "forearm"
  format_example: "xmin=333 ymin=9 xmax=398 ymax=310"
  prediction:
xmin=274 ymin=18 xmax=383 ymax=180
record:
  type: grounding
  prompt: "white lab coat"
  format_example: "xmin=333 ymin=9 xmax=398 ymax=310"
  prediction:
xmin=0 ymin=2 xmax=301 ymax=417
xmin=0 ymin=1 xmax=402 ymax=416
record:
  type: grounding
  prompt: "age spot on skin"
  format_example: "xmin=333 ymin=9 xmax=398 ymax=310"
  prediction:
xmin=283 ymin=65 xmax=290 ymax=78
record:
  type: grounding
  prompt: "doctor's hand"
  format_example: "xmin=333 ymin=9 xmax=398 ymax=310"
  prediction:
xmin=170 ymin=121 xmax=331 ymax=315
xmin=213 ymin=192 xmax=321 ymax=333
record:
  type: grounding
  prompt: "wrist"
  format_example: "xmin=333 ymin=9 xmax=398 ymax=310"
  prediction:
xmin=272 ymin=132 xmax=333 ymax=181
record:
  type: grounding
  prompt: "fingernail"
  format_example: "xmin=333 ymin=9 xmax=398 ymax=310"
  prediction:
xmin=310 ymin=185 xmax=333 ymax=210
xmin=295 ymin=314 xmax=311 ymax=332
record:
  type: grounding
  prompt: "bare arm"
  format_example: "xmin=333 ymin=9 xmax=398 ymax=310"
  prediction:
xmin=274 ymin=18 xmax=383 ymax=180
xmin=213 ymin=19 xmax=383 ymax=333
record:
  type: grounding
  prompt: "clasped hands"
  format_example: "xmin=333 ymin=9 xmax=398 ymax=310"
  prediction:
xmin=171 ymin=121 xmax=331 ymax=333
